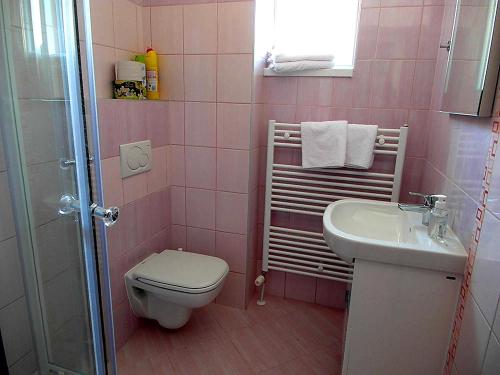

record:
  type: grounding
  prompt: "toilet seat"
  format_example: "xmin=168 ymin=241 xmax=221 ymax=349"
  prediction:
xmin=131 ymin=250 xmax=229 ymax=294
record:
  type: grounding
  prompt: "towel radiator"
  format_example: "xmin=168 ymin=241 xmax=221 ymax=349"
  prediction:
xmin=261 ymin=120 xmax=409 ymax=284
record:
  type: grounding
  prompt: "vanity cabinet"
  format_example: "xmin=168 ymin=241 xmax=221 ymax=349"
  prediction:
xmin=342 ymin=260 xmax=462 ymax=375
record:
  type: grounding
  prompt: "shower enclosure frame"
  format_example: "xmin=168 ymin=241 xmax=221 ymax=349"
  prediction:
xmin=0 ymin=0 xmax=116 ymax=373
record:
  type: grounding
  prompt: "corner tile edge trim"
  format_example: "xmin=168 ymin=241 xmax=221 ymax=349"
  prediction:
xmin=443 ymin=120 xmax=500 ymax=375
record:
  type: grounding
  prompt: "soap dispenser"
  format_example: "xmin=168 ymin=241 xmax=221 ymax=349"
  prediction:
xmin=428 ymin=195 xmax=448 ymax=242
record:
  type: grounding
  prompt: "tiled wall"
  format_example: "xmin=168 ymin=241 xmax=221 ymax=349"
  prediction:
xmin=251 ymin=0 xmax=445 ymax=305
xmin=92 ymin=0 xmax=258 ymax=348
xmin=144 ymin=0 xmax=258 ymax=310
xmin=90 ymin=0 xmax=172 ymax=349
xmin=419 ymin=2 xmax=500 ymax=374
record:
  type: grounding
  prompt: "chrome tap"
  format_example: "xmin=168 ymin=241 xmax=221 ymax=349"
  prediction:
xmin=398 ymin=192 xmax=440 ymax=226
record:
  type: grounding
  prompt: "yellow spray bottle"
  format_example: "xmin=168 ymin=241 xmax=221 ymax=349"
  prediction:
xmin=145 ymin=48 xmax=160 ymax=100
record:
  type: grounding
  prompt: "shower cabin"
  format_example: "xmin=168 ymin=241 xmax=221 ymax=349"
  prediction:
xmin=0 ymin=0 xmax=115 ymax=374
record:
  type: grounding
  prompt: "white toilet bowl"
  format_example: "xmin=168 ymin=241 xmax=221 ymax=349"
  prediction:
xmin=125 ymin=250 xmax=229 ymax=329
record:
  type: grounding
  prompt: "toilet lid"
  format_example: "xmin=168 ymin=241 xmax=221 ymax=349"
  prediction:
xmin=133 ymin=250 xmax=229 ymax=291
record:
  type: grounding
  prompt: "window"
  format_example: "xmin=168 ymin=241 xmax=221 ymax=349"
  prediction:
xmin=272 ymin=0 xmax=360 ymax=70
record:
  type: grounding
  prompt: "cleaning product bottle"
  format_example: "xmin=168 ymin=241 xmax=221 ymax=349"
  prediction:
xmin=428 ymin=195 xmax=448 ymax=242
xmin=145 ymin=48 xmax=160 ymax=100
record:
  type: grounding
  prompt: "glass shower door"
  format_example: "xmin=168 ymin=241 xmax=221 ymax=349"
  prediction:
xmin=0 ymin=0 xmax=111 ymax=373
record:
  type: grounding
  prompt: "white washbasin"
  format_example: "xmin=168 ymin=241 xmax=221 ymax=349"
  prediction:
xmin=323 ymin=199 xmax=467 ymax=274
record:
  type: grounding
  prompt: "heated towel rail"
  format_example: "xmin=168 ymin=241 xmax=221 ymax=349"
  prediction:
xmin=262 ymin=120 xmax=408 ymax=284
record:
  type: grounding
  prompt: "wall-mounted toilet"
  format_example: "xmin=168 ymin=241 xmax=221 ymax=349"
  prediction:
xmin=125 ymin=250 xmax=229 ymax=329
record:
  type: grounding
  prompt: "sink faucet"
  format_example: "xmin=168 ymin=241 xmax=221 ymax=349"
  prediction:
xmin=398 ymin=192 xmax=440 ymax=226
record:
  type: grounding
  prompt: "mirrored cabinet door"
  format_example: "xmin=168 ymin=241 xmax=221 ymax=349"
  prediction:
xmin=441 ymin=0 xmax=500 ymax=117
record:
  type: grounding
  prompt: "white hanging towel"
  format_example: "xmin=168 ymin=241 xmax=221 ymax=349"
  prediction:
xmin=301 ymin=121 xmax=348 ymax=169
xmin=345 ymin=124 xmax=379 ymax=169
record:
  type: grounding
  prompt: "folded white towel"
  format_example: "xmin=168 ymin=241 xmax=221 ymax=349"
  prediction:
xmin=270 ymin=60 xmax=334 ymax=73
xmin=301 ymin=121 xmax=348 ymax=169
xmin=345 ymin=124 xmax=379 ymax=169
xmin=272 ymin=53 xmax=335 ymax=63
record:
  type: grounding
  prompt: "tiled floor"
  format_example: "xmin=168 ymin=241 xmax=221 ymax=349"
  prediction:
xmin=117 ymin=295 xmax=345 ymax=374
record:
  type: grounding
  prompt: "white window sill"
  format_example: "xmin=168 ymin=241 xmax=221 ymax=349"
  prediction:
xmin=263 ymin=67 xmax=353 ymax=77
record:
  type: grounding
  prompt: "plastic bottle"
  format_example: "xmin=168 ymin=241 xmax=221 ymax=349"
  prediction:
xmin=144 ymin=48 xmax=160 ymax=100
xmin=428 ymin=195 xmax=448 ymax=242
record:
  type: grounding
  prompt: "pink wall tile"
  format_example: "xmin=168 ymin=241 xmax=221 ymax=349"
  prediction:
xmin=146 ymin=101 xmax=169 ymax=147
xmin=167 ymin=145 xmax=185 ymax=186
xmin=113 ymin=302 xmax=138 ymax=350
xmin=418 ymin=6 xmax=445 ymax=59
xmin=185 ymin=188 xmax=216 ymax=229
xmin=217 ymin=103 xmax=251 ymax=149
xmin=98 ymin=100 xmax=127 ymax=159
xmin=260 ymin=77 xmax=298 ymax=105
xmin=184 ymin=3 xmax=217 ymax=54
xmin=249 ymin=148 xmax=259 ymax=191
xmin=186 ymin=227 xmax=216 ymax=255
xmin=370 ymin=60 xmax=415 ymax=109
xmin=93 ymin=45 xmax=116 ymax=99
xmin=148 ymin=188 xmax=170 ymax=234
xmin=356 ymin=7 xmax=379 ymax=60
xmin=184 ymin=55 xmax=217 ymax=101
xmin=114 ymin=49 xmax=136 ymax=63
xmin=217 ymin=54 xmax=253 ymax=103
xmin=118 ymin=101 xmax=147 ymax=143
xmin=167 ymin=101 xmax=185 ymax=145
xmin=136 ymin=195 xmax=152 ymax=243
xmin=400 ymin=157 xmax=425 ymax=202
xmin=139 ymin=6 xmax=151 ymax=51
xmin=362 ymin=0 xmax=381 ymax=7
xmin=265 ymin=270 xmax=286 ymax=298
xmin=147 ymin=146 xmax=168 ymax=193
xmin=215 ymin=231 xmax=247 ymax=273
xmin=158 ymin=55 xmax=184 ymax=100
xmin=185 ymin=146 xmax=217 ymax=189
xmin=250 ymin=104 xmax=266 ymax=148
xmin=150 ymin=228 xmax=170 ymax=253
xmin=218 ymin=1 xmax=254 ymax=54
xmin=185 ymin=102 xmax=217 ymax=147
xmin=90 ymin=0 xmax=114 ymax=47
xmin=170 ymin=186 xmax=186 ymax=225
xmin=411 ymin=60 xmax=435 ymax=110
xmin=107 ymin=221 xmax=124 ymax=261
xmin=216 ymin=191 xmax=248 ymax=234
xmin=120 ymin=202 xmax=139 ymax=251
xmin=332 ymin=60 xmax=371 ymax=108
xmin=284 ymin=273 xmax=317 ymax=303
xmin=217 ymin=271 xmax=246 ymax=309
xmin=266 ymin=104 xmax=297 ymax=124
xmin=407 ymin=110 xmax=429 ymax=158
xmin=123 ymin=173 xmax=148 ymax=203
xmin=315 ymin=279 xmax=347 ymax=309
xmin=369 ymin=108 xmax=409 ymax=129
xmin=296 ymin=78 xmax=334 ymax=107
xmin=151 ymin=5 xmax=183 ymax=54
xmin=113 ymin=0 xmax=139 ymax=52
xmin=295 ymin=106 xmax=334 ymax=123
xmin=171 ymin=224 xmax=187 ymax=249
xmin=380 ymin=0 xmax=423 ymax=6
xmin=101 ymin=156 xmax=124 ymax=207
xmin=217 ymin=149 xmax=250 ymax=193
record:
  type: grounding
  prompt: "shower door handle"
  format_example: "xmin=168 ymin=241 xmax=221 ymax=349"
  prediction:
xmin=59 ymin=194 xmax=119 ymax=227
xmin=90 ymin=203 xmax=119 ymax=227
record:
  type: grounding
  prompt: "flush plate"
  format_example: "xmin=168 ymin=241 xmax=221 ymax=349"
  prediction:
xmin=120 ymin=140 xmax=152 ymax=178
